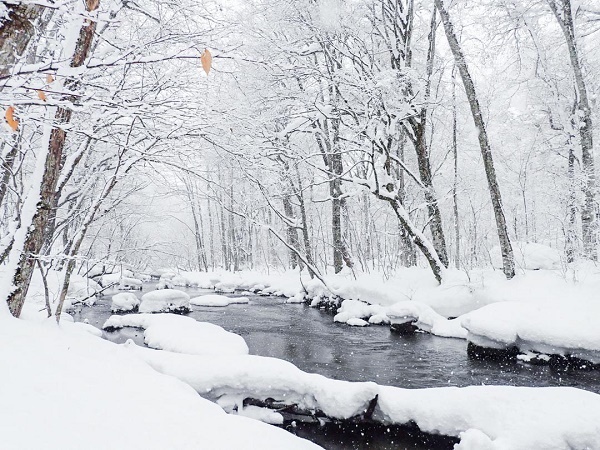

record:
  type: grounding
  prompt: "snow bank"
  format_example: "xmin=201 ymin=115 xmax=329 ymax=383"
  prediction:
xmin=190 ymin=294 xmax=249 ymax=307
xmin=139 ymin=289 xmax=190 ymax=313
xmin=103 ymin=313 xmax=249 ymax=356
xmin=0 ymin=316 xmax=319 ymax=450
xmin=376 ymin=385 xmax=600 ymax=450
xmin=111 ymin=292 xmax=140 ymax=312
xmin=462 ymin=301 xmax=600 ymax=363
xmin=124 ymin=341 xmax=600 ymax=449
xmin=124 ymin=342 xmax=379 ymax=419
xmin=490 ymin=241 xmax=562 ymax=270
xmin=119 ymin=276 xmax=142 ymax=290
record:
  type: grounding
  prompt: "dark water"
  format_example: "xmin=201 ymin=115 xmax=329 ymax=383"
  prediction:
xmin=72 ymin=284 xmax=600 ymax=449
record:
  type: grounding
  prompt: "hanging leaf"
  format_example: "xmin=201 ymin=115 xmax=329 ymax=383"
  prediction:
xmin=201 ymin=48 xmax=212 ymax=75
xmin=37 ymin=90 xmax=47 ymax=101
xmin=5 ymin=106 xmax=18 ymax=132
xmin=46 ymin=74 xmax=54 ymax=84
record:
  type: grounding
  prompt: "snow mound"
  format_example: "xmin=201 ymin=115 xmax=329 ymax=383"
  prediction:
xmin=103 ymin=313 xmax=249 ymax=356
xmin=139 ymin=289 xmax=190 ymax=313
xmin=461 ymin=301 xmax=600 ymax=363
xmin=489 ymin=242 xmax=562 ymax=270
xmin=346 ymin=318 xmax=369 ymax=327
xmin=0 ymin=316 xmax=319 ymax=450
xmin=119 ymin=276 xmax=142 ymax=290
xmin=376 ymin=385 xmax=600 ymax=450
xmin=111 ymin=292 xmax=140 ymax=312
xmin=124 ymin=342 xmax=379 ymax=420
xmin=387 ymin=301 xmax=467 ymax=339
xmin=190 ymin=294 xmax=249 ymax=307
xmin=334 ymin=299 xmax=388 ymax=324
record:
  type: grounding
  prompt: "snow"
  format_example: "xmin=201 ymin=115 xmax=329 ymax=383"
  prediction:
xmin=346 ymin=317 xmax=369 ymax=326
xmin=462 ymin=301 xmax=600 ymax=363
xmin=375 ymin=385 xmax=600 ymax=450
xmin=103 ymin=313 xmax=249 ymax=356
xmin=236 ymin=405 xmax=284 ymax=425
xmin=139 ymin=289 xmax=190 ymax=313
xmin=190 ymin=294 xmax=249 ymax=307
xmin=123 ymin=340 xmax=600 ymax=450
xmin=111 ymin=292 xmax=140 ymax=312
xmin=489 ymin=241 xmax=562 ymax=270
xmin=0 ymin=315 xmax=320 ymax=450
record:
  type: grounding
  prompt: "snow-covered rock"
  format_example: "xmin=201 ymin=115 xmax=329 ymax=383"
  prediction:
xmin=387 ymin=301 xmax=467 ymax=339
xmin=139 ymin=289 xmax=190 ymax=313
xmin=346 ymin=317 xmax=369 ymax=327
xmin=461 ymin=301 xmax=600 ymax=364
xmin=103 ymin=314 xmax=249 ymax=356
xmin=119 ymin=276 xmax=142 ymax=290
xmin=111 ymin=292 xmax=140 ymax=312
xmin=190 ymin=294 xmax=249 ymax=307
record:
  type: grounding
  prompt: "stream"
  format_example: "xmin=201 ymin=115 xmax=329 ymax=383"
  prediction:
xmin=72 ymin=284 xmax=600 ymax=449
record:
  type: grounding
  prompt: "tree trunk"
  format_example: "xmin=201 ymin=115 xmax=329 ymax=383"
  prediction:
xmin=5 ymin=0 xmax=100 ymax=317
xmin=548 ymin=0 xmax=597 ymax=260
xmin=0 ymin=4 xmax=44 ymax=77
xmin=435 ymin=0 xmax=515 ymax=279
xmin=452 ymin=66 xmax=460 ymax=269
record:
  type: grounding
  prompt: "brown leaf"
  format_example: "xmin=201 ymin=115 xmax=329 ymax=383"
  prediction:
xmin=37 ymin=90 xmax=47 ymax=101
xmin=46 ymin=74 xmax=54 ymax=84
xmin=201 ymin=49 xmax=212 ymax=75
xmin=5 ymin=106 xmax=18 ymax=132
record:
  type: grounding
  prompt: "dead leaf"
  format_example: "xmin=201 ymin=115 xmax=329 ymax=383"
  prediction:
xmin=201 ymin=49 xmax=212 ymax=75
xmin=37 ymin=90 xmax=47 ymax=101
xmin=46 ymin=74 xmax=54 ymax=84
xmin=5 ymin=106 xmax=18 ymax=132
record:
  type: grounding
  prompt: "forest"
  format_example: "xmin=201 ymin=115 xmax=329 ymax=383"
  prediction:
xmin=1 ymin=1 xmax=600 ymax=450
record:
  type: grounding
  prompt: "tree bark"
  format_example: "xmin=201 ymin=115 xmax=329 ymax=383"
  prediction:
xmin=6 ymin=0 xmax=100 ymax=317
xmin=435 ymin=0 xmax=515 ymax=279
xmin=0 ymin=4 xmax=44 ymax=77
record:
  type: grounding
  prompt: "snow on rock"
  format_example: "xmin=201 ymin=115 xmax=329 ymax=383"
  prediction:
xmin=190 ymin=294 xmax=249 ymax=307
xmin=334 ymin=299 xmax=387 ymax=324
xmin=375 ymin=385 xmax=600 ymax=450
xmin=235 ymin=405 xmax=284 ymax=425
xmin=124 ymin=342 xmax=379 ymax=420
xmin=139 ymin=289 xmax=190 ymax=313
xmin=461 ymin=301 xmax=600 ymax=363
xmin=119 ymin=276 xmax=142 ymax=290
xmin=346 ymin=317 xmax=369 ymax=327
xmin=489 ymin=242 xmax=562 ymax=270
xmin=111 ymin=292 xmax=140 ymax=312
xmin=0 ymin=315 xmax=320 ymax=450
xmin=387 ymin=301 xmax=468 ymax=339
xmin=103 ymin=313 xmax=249 ymax=356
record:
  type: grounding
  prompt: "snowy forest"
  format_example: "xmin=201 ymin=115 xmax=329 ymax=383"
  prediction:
xmin=2 ymin=0 xmax=600 ymax=449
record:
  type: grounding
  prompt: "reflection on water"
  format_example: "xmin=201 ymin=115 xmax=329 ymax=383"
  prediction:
xmin=72 ymin=284 xmax=600 ymax=449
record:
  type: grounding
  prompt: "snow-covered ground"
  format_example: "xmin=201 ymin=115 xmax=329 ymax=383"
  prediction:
xmin=0 ymin=312 xmax=320 ymax=450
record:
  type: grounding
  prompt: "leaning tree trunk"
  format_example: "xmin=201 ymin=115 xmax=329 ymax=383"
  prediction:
xmin=548 ymin=0 xmax=597 ymax=260
xmin=435 ymin=0 xmax=515 ymax=279
xmin=5 ymin=0 xmax=100 ymax=317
